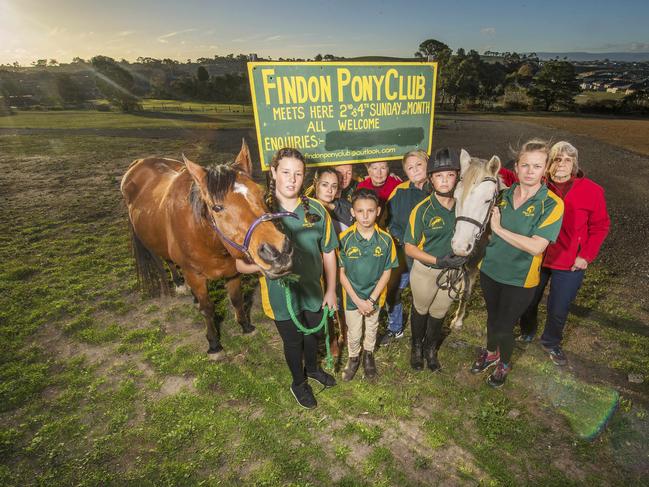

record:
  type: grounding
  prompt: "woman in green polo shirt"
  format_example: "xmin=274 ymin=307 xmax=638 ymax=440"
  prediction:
xmin=235 ymin=148 xmax=339 ymax=409
xmin=404 ymin=148 xmax=466 ymax=373
xmin=471 ymin=139 xmax=564 ymax=387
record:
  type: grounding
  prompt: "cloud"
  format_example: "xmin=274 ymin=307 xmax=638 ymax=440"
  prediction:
xmin=265 ymin=35 xmax=282 ymax=42
xmin=232 ymin=34 xmax=262 ymax=43
xmin=117 ymin=30 xmax=134 ymax=37
xmin=48 ymin=26 xmax=67 ymax=36
xmin=157 ymin=28 xmax=196 ymax=44
xmin=480 ymin=27 xmax=496 ymax=36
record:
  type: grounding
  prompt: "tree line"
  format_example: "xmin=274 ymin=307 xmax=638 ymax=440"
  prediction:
xmin=1 ymin=45 xmax=647 ymax=114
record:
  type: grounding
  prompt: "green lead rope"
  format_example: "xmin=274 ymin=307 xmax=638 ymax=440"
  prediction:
xmin=278 ymin=274 xmax=335 ymax=369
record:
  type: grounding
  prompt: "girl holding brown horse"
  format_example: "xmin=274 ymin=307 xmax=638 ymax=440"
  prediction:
xmin=236 ymin=148 xmax=339 ymax=409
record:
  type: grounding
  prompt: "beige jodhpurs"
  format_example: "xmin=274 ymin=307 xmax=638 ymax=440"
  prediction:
xmin=410 ymin=259 xmax=454 ymax=318
xmin=344 ymin=308 xmax=380 ymax=357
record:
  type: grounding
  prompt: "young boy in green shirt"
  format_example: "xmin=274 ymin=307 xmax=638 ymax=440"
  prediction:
xmin=338 ymin=189 xmax=398 ymax=380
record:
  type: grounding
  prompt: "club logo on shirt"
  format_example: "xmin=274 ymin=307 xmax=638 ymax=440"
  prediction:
xmin=429 ymin=216 xmax=444 ymax=229
xmin=498 ymin=200 xmax=507 ymax=209
xmin=522 ymin=204 xmax=536 ymax=217
xmin=373 ymin=246 xmax=384 ymax=257
xmin=302 ymin=218 xmax=315 ymax=228
xmin=346 ymin=246 xmax=361 ymax=258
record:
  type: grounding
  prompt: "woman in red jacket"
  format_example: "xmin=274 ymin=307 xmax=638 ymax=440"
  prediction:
xmin=519 ymin=141 xmax=610 ymax=365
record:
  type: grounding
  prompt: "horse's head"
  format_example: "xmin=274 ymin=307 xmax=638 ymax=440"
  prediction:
xmin=451 ymin=149 xmax=501 ymax=257
xmin=184 ymin=140 xmax=293 ymax=278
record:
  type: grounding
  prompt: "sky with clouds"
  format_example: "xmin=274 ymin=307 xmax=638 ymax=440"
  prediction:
xmin=1 ymin=0 xmax=648 ymax=64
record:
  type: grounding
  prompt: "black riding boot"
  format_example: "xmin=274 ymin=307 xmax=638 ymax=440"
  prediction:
xmin=425 ymin=316 xmax=444 ymax=372
xmin=342 ymin=356 xmax=361 ymax=381
xmin=410 ymin=308 xmax=428 ymax=370
xmin=363 ymin=351 xmax=377 ymax=379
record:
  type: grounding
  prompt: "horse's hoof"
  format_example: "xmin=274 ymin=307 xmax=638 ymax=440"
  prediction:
xmin=241 ymin=323 xmax=256 ymax=335
xmin=207 ymin=350 xmax=225 ymax=361
xmin=451 ymin=321 xmax=463 ymax=330
xmin=207 ymin=344 xmax=224 ymax=354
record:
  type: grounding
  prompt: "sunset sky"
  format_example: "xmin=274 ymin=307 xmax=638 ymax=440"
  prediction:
xmin=1 ymin=0 xmax=648 ymax=65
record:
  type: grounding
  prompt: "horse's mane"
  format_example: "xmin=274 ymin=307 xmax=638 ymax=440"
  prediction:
xmin=189 ymin=164 xmax=238 ymax=221
xmin=460 ymin=158 xmax=492 ymax=204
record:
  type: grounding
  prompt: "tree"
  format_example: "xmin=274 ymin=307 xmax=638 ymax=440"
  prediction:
xmin=527 ymin=61 xmax=580 ymax=111
xmin=32 ymin=59 xmax=47 ymax=68
xmin=415 ymin=39 xmax=452 ymax=104
xmin=444 ymin=49 xmax=481 ymax=110
xmin=415 ymin=39 xmax=452 ymax=66
xmin=91 ymin=55 xmax=140 ymax=111
xmin=314 ymin=54 xmax=323 ymax=62
xmin=55 ymin=74 xmax=86 ymax=103
xmin=197 ymin=66 xmax=209 ymax=83
xmin=49 ymin=59 xmax=59 ymax=66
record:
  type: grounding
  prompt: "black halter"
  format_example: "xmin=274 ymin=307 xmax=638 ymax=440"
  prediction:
xmin=437 ymin=176 xmax=499 ymax=301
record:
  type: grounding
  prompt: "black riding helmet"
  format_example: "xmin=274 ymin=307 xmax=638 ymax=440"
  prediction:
xmin=428 ymin=148 xmax=461 ymax=174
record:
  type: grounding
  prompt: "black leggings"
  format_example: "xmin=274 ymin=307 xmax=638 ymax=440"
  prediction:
xmin=480 ymin=272 xmax=536 ymax=364
xmin=274 ymin=309 xmax=325 ymax=386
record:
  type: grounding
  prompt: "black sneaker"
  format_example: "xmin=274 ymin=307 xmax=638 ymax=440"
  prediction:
xmin=470 ymin=348 xmax=500 ymax=374
xmin=546 ymin=345 xmax=567 ymax=366
xmin=290 ymin=382 xmax=317 ymax=409
xmin=516 ymin=334 xmax=534 ymax=346
xmin=487 ymin=362 xmax=511 ymax=388
xmin=306 ymin=368 xmax=337 ymax=387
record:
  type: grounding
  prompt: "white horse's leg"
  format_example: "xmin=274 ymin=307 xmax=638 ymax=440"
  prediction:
xmin=451 ymin=267 xmax=478 ymax=330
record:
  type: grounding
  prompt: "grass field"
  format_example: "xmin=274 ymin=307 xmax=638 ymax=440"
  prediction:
xmin=574 ymin=92 xmax=626 ymax=105
xmin=0 ymin=107 xmax=253 ymax=130
xmin=1 ymin=112 xmax=648 ymax=485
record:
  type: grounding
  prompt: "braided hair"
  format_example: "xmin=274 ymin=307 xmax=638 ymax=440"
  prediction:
xmin=266 ymin=148 xmax=321 ymax=224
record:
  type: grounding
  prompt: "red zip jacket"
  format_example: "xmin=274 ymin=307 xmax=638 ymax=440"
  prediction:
xmin=357 ymin=174 xmax=402 ymax=205
xmin=543 ymin=171 xmax=610 ymax=270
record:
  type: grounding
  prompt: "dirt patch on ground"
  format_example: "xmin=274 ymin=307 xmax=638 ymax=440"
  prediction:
xmin=498 ymin=114 xmax=649 ymax=157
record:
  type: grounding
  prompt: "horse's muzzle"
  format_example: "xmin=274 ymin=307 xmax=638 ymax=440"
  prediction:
xmin=258 ymin=238 xmax=293 ymax=278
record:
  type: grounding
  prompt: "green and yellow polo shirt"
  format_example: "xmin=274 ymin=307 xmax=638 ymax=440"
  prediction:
xmin=480 ymin=183 xmax=564 ymax=288
xmin=386 ymin=180 xmax=431 ymax=244
xmin=338 ymin=223 xmax=398 ymax=311
xmin=259 ymin=197 xmax=338 ymax=321
xmin=404 ymin=194 xmax=456 ymax=268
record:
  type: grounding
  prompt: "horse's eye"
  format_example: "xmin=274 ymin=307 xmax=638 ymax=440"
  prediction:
xmin=211 ymin=204 xmax=224 ymax=213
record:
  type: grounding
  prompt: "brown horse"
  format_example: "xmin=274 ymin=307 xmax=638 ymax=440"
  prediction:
xmin=121 ymin=140 xmax=293 ymax=353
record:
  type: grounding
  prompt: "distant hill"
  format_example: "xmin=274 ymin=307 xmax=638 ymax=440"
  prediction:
xmin=536 ymin=52 xmax=649 ymax=62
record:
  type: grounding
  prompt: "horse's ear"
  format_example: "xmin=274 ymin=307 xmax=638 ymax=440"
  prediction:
xmin=487 ymin=155 xmax=501 ymax=176
xmin=233 ymin=138 xmax=252 ymax=176
xmin=182 ymin=154 xmax=207 ymax=187
xmin=459 ymin=149 xmax=471 ymax=176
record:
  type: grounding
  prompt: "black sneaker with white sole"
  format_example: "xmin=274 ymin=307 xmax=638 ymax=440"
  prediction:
xmin=546 ymin=345 xmax=567 ymax=366
xmin=290 ymin=382 xmax=317 ymax=409
xmin=306 ymin=368 xmax=337 ymax=387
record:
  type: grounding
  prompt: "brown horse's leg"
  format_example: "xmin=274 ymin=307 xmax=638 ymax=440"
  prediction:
xmin=225 ymin=275 xmax=255 ymax=334
xmin=330 ymin=317 xmax=340 ymax=359
xmin=184 ymin=270 xmax=222 ymax=353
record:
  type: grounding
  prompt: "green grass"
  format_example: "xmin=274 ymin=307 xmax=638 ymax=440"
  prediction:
xmin=0 ymin=132 xmax=647 ymax=485
xmin=0 ymin=108 xmax=253 ymax=130
xmin=574 ymin=91 xmax=626 ymax=105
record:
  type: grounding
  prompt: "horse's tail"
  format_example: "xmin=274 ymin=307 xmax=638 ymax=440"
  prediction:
xmin=127 ymin=219 xmax=172 ymax=297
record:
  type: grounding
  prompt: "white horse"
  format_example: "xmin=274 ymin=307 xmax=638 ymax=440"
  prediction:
xmin=448 ymin=149 xmax=505 ymax=330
